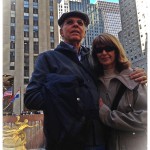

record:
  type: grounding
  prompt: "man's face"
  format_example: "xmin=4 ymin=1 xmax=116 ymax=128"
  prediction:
xmin=60 ymin=17 xmax=86 ymax=44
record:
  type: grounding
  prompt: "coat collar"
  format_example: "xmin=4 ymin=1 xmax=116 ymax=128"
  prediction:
xmin=99 ymin=68 xmax=139 ymax=90
xmin=114 ymin=68 xmax=139 ymax=90
xmin=55 ymin=41 xmax=90 ymax=56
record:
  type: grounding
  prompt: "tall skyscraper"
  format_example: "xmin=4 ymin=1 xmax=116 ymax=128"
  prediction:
xmin=97 ymin=0 xmax=122 ymax=38
xmin=3 ymin=0 xmax=59 ymax=114
xmin=85 ymin=3 xmax=104 ymax=47
xmin=118 ymin=0 xmax=148 ymax=70
xmin=58 ymin=0 xmax=70 ymax=17
xmin=57 ymin=0 xmax=122 ymax=47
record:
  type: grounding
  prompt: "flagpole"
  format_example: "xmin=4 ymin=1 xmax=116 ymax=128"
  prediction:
xmin=20 ymin=86 xmax=21 ymax=115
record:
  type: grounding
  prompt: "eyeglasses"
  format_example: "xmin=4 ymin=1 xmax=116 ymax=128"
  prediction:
xmin=94 ymin=46 xmax=115 ymax=53
xmin=64 ymin=19 xmax=85 ymax=26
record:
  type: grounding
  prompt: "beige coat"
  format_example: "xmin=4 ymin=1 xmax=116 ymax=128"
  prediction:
xmin=99 ymin=68 xmax=147 ymax=150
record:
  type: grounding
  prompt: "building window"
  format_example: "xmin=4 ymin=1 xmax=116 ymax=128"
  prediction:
xmin=24 ymin=7 xmax=29 ymax=13
xmin=51 ymin=42 xmax=54 ymax=49
xmin=33 ymin=8 xmax=38 ymax=14
xmin=24 ymin=16 xmax=29 ymax=25
xmin=33 ymin=0 xmax=38 ymax=2
xmin=11 ymin=26 xmax=15 ymax=36
xmin=33 ymin=56 xmax=38 ymax=64
xmin=10 ymin=66 xmax=15 ymax=70
xmin=50 ymin=20 xmax=54 ymax=26
xmin=10 ymin=41 xmax=15 ymax=49
xmin=24 ymin=41 xmax=29 ymax=53
xmin=33 ymin=2 xmax=38 ymax=8
xmin=10 ymin=36 xmax=15 ymax=40
xmin=33 ymin=30 xmax=38 ymax=38
xmin=50 ymin=0 xmax=53 ymax=6
xmin=11 ymin=17 xmax=15 ymax=23
xmin=24 ymin=79 xmax=29 ymax=85
xmin=50 ymin=32 xmax=54 ymax=37
xmin=10 ymin=51 xmax=15 ymax=62
xmin=49 ymin=5 xmax=53 ymax=11
xmin=24 ymin=70 xmax=29 ymax=77
xmin=24 ymin=0 xmax=29 ymax=8
xmin=33 ymin=42 xmax=39 ymax=54
xmin=24 ymin=56 xmax=29 ymax=65
xmin=24 ymin=66 xmax=29 ymax=77
xmin=33 ymin=18 xmax=38 ymax=26
xmin=24 ymin=25 xmax=29 ymax=32
xmin=11 ymin=1 xmax=16 ymax=11
xmin=50 ymin=16 xmax=54 ymax=20
xmin=50 ymin=11 xmax=53 ymax=16
xmin=24 ymin=17 xmax=29 ymax=25
xmin=24 ymin=31 xmax=29 ymax=37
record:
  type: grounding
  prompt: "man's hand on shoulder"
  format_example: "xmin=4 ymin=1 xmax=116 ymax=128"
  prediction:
xmin=129 ymin=67 xmax=147 ymax=84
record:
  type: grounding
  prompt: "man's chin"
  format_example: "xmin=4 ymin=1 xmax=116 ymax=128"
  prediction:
xmin=70 ymin=37 xmax=81 ymax=43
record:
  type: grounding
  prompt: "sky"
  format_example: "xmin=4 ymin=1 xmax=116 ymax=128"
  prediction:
xmin=90 ymin=0 xmax=119 ymax=4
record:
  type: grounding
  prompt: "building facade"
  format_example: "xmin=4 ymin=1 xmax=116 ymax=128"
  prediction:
xmin=85 ymin=4 xmax=104 ymax=48
xmin=57 ymin=0 xmax=121 ymax=47
xmin=97 ymin=0 xmax=122 ymax=38
xmin=118 ymin=0 xmax=148 ymax=70
xmin=3 ymin=0 xmax=59 ymax=114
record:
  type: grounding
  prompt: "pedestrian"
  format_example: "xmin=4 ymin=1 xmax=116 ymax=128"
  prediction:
xmin=92 ymin=33 xmax=147 ymax=150
xmin=24 ymin=11 xmax=147 ymax=150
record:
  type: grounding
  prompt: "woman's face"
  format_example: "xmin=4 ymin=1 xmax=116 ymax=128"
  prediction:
xmin=96 ymin=47 xmax=116 ymax=70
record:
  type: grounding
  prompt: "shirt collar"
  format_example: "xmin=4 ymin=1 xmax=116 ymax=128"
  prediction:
xmin=63 ymin=42 xmax=82 ymax=60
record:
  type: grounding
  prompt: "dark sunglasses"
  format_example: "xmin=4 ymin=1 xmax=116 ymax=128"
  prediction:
xmin=94 ymin=46 xmax=115 ymax=53
xmin=64 ymin=19 xmax=85 ymax=26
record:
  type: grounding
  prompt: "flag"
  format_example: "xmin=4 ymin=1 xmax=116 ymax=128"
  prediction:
xmin=10 ymin=90 xmax=20 ymax=103
xmin=3 ymin=87 xmax=13 ymax=97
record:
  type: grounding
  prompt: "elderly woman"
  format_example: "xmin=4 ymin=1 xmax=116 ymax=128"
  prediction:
xmin=91 ymin=33 xmax=147 ymax=150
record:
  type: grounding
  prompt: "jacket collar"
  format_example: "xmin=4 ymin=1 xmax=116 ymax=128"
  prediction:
xmin=55 ymin=41 xmax=90 ymax=57
xmin=99 ymin=68 xmax=139 ymax=90
xmin=115 ymin=68 xmax=139 ymax=90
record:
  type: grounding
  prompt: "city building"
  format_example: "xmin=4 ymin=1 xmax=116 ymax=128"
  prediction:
xmin=118 ymin=0 xmax=148 ymax=70
xmin=57 ymin=0 xmax=121 ymax=48
xmin=85 ymin=3 xmax=104 ymax=48
xmin=97 ymin=0 xmax=122 ymax=38
xmin=3 ymin=0 xmax=59 ymax=114
xmin=57 ymin=0 xmax=70 ymax=42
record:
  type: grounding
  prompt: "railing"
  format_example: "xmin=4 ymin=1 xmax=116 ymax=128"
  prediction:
xmin=3 ymin=114 xmax=45 ymax=150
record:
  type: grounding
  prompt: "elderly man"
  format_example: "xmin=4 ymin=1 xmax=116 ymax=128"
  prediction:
xmin=24 ymin=11 xmax=146 ymax=150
